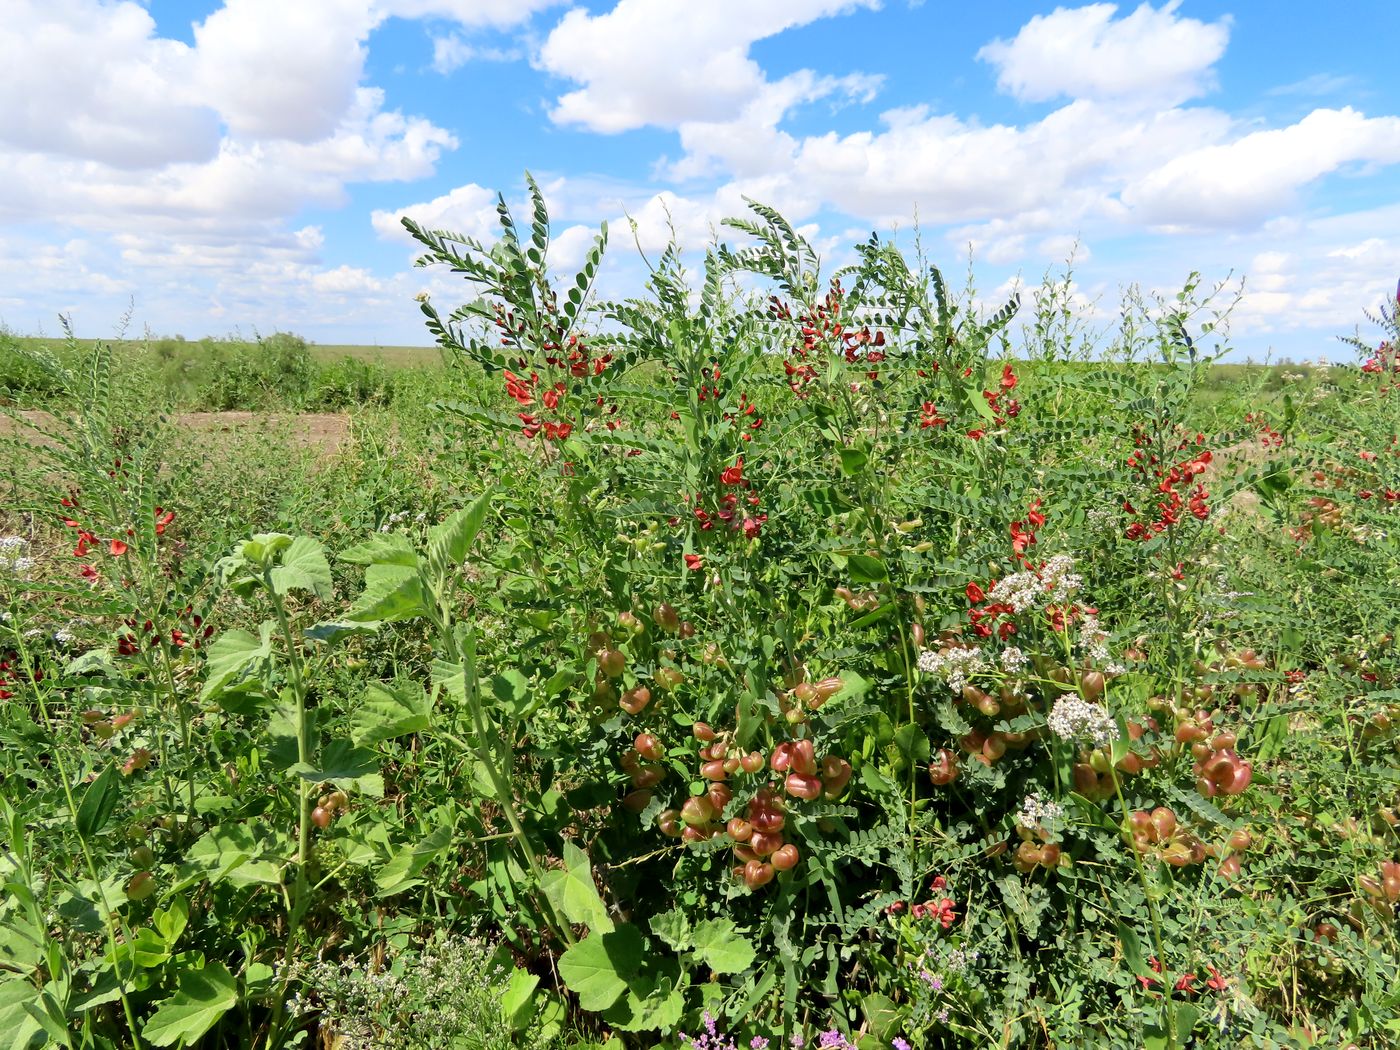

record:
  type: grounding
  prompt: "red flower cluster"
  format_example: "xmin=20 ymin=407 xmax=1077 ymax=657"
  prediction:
xmin=979 ymin=364 xmax=1022 ymax=430
xmin=116 ymin=605 xmax=214 ymax=657
xmin=1244 ymin=412 xmax=1283 ymax=449
xmin=919 ymin=402 xmax=948 ymax=430
xmin=885 ymin=876 xmax=959 ymax=928
xmin=1361 ymin=340 xmax=1399 ymax=376
xmin=498 ymin=315 xmax=617 ymax=442
xmin=723 ymin=392 xmax=764 ymax=442
xmin=769 ymin=282 xmax=888 ymax=397
xmin=1137 ymin=957 xmax=1229 ymax=995
xmin=1010 ymin=499 xmax=1045 ymax=563
xmin=1123 ymin=432 xmax=1212 ymax=541
xmin=0 ymin=653 xmax=15 ymax=700
xmin=60 ymin=493 xmax=174 ymax=569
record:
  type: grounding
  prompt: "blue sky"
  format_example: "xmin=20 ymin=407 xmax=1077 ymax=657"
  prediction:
xmin=2 ymin=0 xmax=1398 ymax=360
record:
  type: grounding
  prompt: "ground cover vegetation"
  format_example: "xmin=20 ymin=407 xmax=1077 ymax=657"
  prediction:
xmin=0 ymin=177 xmax=1398 ymax=1049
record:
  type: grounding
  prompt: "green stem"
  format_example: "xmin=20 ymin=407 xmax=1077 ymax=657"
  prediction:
xmin=11 ymin=622 xmax=145 ymax=1049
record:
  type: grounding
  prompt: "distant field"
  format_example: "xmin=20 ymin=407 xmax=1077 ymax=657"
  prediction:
xmin=308 ymin=343 xmax=440 ymax=366
xmin=6 ymin=334 xmax=441 ymax=369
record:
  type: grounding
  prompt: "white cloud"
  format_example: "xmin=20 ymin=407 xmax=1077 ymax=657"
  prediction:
xmin=376 ymin=0 xmax=563 ymax=27
xmin=192 ymin=0 xmax=377 ymax=142
xmin=977 ymin=1 xmax=1230 ymax=107
xmin=538 ymin=0 xmax=880 ymax=133
xmin=0 ymin=1 xmax=218 ymax=168
xmin=430 ymin=34 xmax=520 ymax=73
xmin=1123 ymin=107 xmax=1400 ymax=229
xmin=372 ymin=183 xmax=500 ymax=243
xmin=311 ymin=265 xmax=386 ymax=295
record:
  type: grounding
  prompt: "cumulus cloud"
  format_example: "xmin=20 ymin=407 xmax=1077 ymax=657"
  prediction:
xmin=977 ymin=1 xmax=1230 ymax=107
xmin=1122 ymin=107 xmax=1400 ymax=229
xmin=538 ymin=0 xmax=879 ymax=133
xmin=371 ymin=183 xmax=501 ymax=243
xmin=0 ymin=1 xmax=218 ymax=168
xmin=192 ymin=0 xmax=378 ymax=142
xmin=376 ymin=0 xmax=564 ymax=27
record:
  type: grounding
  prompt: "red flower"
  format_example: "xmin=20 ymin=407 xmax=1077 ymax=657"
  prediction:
xmin=1000 ymin=363 xmax=1018 ymax=391
xmin=919 ymin=402 xmax=947 ymax=429
xmin=109 ymin=539 xmax=128 ymax=557
xmin=966 ymin=429 xmax=985 ymax=441
xmin=720 ymin=458 xmax=745 ymax=486
xmin=154 ymin=508 xmax=175 ymax=535
xmin=73 ymin=531 xmax=95 ymax=557
xmin=79 ymin=564 xmax=99 ymax=581
xmin=1205 ymin=967 xmax=1228 ymax=991
xmin=684 ymin=553 xmax=704 ymax=571
xmin=966 ymin=581 xmax=986 ymax=604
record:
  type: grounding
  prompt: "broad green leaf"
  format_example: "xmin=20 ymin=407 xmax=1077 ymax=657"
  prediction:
xmin=838 ymin=447 xmax=868 ymax=476
xmin=346 ymin=563 xmax=430 ymax=623
xmin=239 ymin=533 xmax=293 ymax=568
xmin=303 ymin=621 xmax=380 ymax=645
xmin=142 ymin=961 xmax=238 ymax=1047
xmin=541 ymin=840 xmax=614 ymax=933
xmin=200 ymin=626 xmax=272 ymax=702
xmin=427 ymin=489 xmax=493 ymax=572
xmin=689 ymin=919 xmax=754 ymax=974
xmin=860 ymin=993 xmax=901 ymax=1041
xmin=648 ymin=908 xmax=690 ymax=952
xmin=183 ymin=825 xmax=282 ymax=888
xmin=289 ymin=739 xmax=379 ymax=786
xmin=844 ymin=553 xmax=887 ymax=583
xmin=893 ymin=723 xmax=930 ymax=765
xmin=375 ymin=825 xmax=453 ymax=897
xmin=339 ymin=532 xmax=418 ymax=567
xmin=352 ymin=682 xmax=432 ymax=746
xmin=557 ymin=925 xmax=643 ymax=1012
xmin=964 ymin=381 xmax=997 ymax=423
xmin=501 ymin=968 xmax=539 ymax=1031
xmin=489 ymin=669 xmax=532 ymax=718
xmin=1116 ymin=920 xmax=1149 ymax=978
xmin=604 ymin=975 xmax=685 ymax=1033
xmin=269 ymin=536 xmax=332 ymax=600
xmin=154 ymin=896 xmax=189 ymax=945
xmin=0 ymin=974 xmax=44 ymax=1050
xmin=75 ymin=765 xmax=119 ymax=839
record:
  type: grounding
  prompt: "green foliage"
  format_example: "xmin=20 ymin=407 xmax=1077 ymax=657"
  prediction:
xmin=1 ymin=182 xmax=1398 ymax=1050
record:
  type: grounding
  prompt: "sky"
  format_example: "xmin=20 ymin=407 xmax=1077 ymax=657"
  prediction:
xmin=2 ymin=0 xmax=1398 ymax=361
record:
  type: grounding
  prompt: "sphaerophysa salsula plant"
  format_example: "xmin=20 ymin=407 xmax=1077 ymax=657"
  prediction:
xmin=4 ymin=178 xmax=1400 ymax=1048
xmin=391 ymin=177 xmax=1364 ymax=1046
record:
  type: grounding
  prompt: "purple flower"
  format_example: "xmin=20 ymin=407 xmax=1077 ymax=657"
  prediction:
xmin=751 ymin=1040 xmax=770 ymax=1050
xmin=893 ymin=1039 xmax=912 ymax=1050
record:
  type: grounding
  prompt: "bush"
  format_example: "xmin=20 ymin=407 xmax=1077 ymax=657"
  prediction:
xmin=1 ymin=180 xmax=1398 ymax=1049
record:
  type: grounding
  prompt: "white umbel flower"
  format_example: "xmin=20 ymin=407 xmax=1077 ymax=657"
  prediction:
xmin=1046 ymin=695 xmax=1117 ymax=748
xmin=917 ymin=646 xmax=986 ymax=694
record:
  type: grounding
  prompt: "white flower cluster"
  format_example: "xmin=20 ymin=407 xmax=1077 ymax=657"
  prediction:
xmin=988 ymin=553 xmax=1083 ymax=614
xmin=1046 ymin=695 xmax=1117 ymax=749
xmin=1039 ymin=553 xmax=1083 ymax=605
xmin=0 ymin=537 xmax=34 ymax=577
xmin=943 ymin=947 xmax=980 ymax=974
xmin=999 ymin=646 xmax=1028 ymax=673
xmin=988 ymin=571 xmax=1040 ymax=613
xmin=1018 ymin=792 xmax=1065 ymax=831
xmin=917 ymin=646 xmax=986 ymax=694
xmin=378 ymin=510 xmax=427 ymax=533
xmin=1076 ymin=611 xmax=1111 ymax=663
